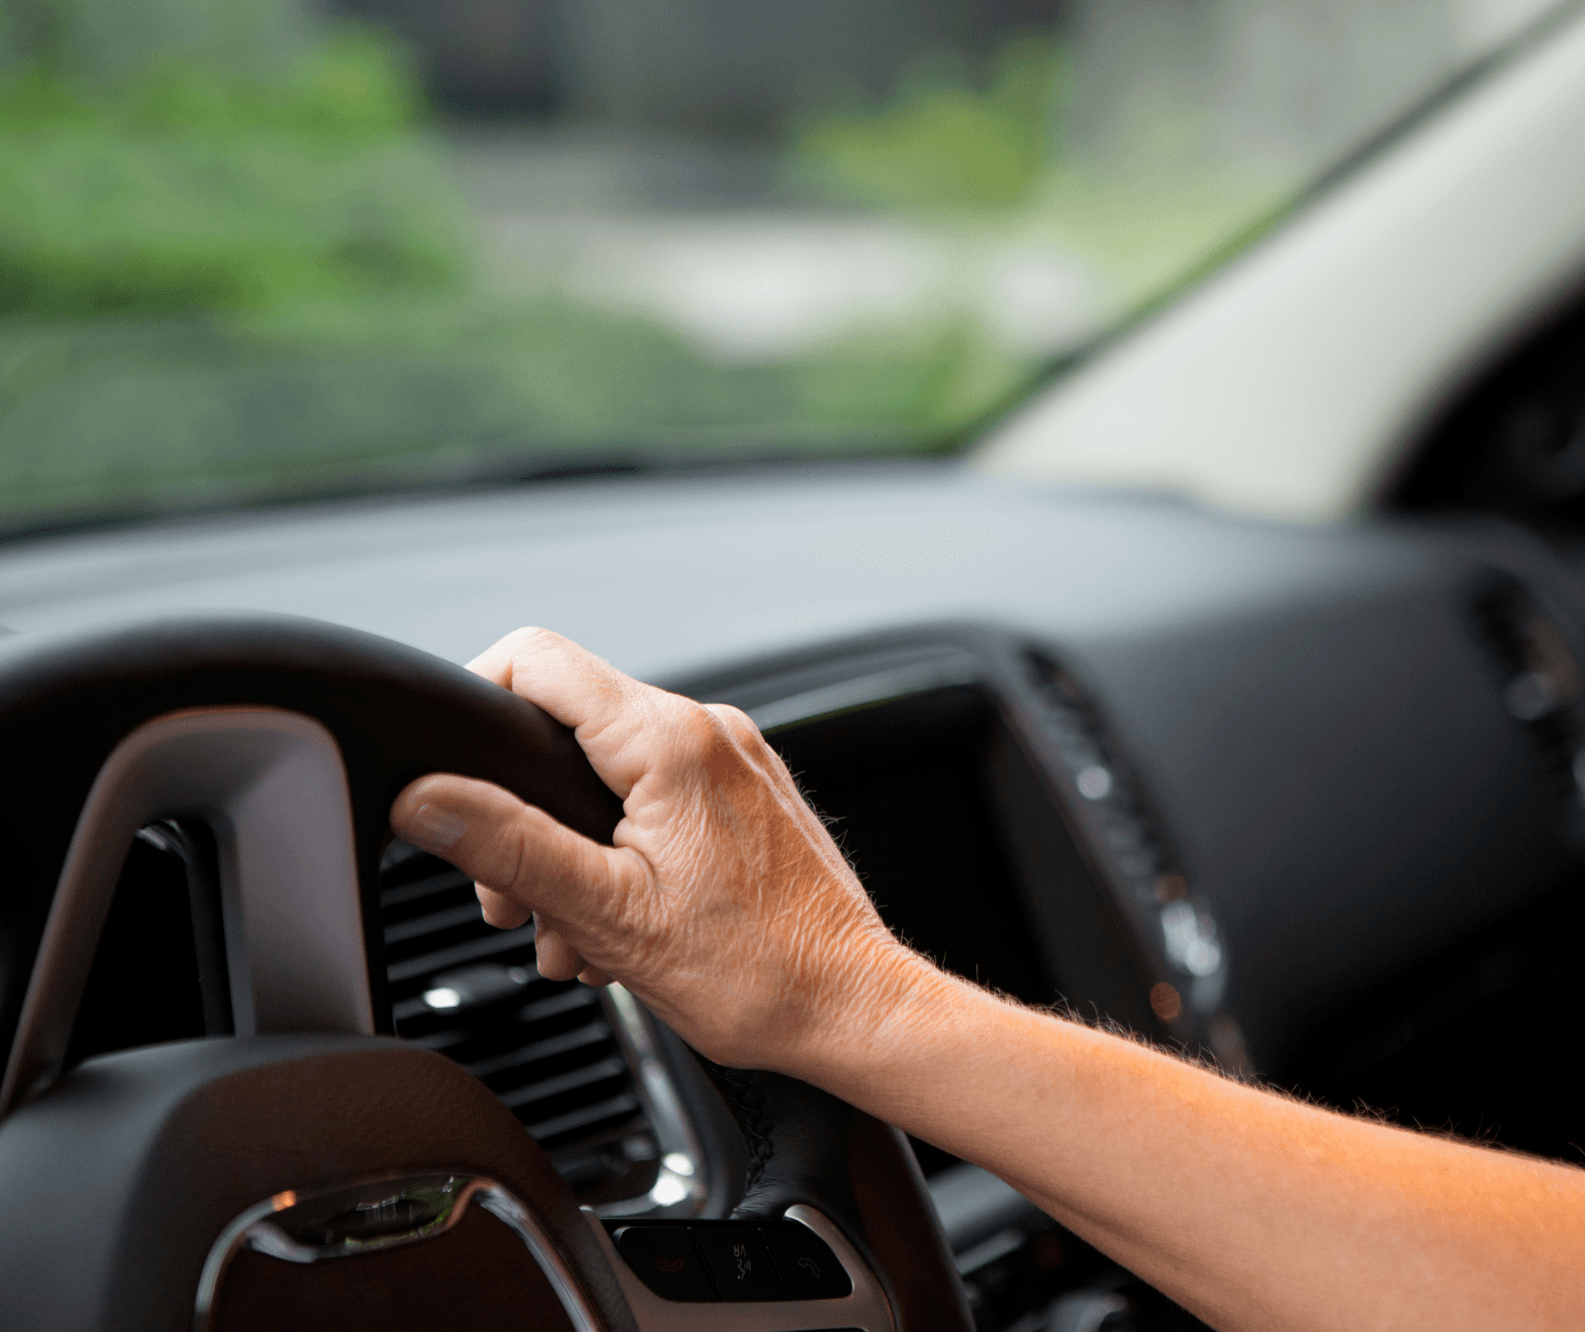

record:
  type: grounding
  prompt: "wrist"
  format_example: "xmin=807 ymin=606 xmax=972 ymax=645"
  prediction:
xmin=779 ymin=936 xmax=972 ymax=1097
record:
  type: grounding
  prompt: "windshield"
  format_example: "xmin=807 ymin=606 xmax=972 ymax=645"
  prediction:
xmin=0 ymin=0 xmax=1564 ymax=530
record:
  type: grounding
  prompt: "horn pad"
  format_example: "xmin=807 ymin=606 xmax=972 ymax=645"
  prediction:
xmin=0 ymin=1035 xmax=633 ymax=1332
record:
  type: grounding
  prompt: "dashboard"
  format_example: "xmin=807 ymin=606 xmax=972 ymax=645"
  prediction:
xmin=4 ymin=455 xmax=1584 ymax=1329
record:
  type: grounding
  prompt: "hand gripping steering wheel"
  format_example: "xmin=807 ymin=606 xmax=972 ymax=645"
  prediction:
xmin=0 ymin=615 xmax=972 ymax=1332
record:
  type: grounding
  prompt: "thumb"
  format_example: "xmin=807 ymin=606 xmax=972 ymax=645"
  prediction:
xmin=390 ymin=773 xmax=621 ymax=947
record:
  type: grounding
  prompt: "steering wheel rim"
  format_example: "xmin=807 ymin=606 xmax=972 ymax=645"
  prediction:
xmin=0 ymin=613 xmax=971 ymax=1332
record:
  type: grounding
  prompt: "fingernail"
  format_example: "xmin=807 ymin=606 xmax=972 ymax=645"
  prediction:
xmin=404 ymin=802 xmax=466 ymax=851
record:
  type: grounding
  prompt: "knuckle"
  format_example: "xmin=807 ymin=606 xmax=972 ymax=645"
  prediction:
xmin=671 ymin=703 xmax=727 ymax=765
xmin=711 ymin=704 xmax=763 ymax=745
xmin=505 ymin=625 xmax=558 ymax=664
xmin=592 ymin=665 xmax=628 ymax=710
xmin=505 ymin=819 xmax=533 ymax=892
xmin=499 ymin=625 xmax=542 ymax=653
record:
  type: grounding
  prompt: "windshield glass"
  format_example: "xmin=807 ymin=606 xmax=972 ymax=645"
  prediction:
xmin=0 ymin=0 xmax=1564 ymax=529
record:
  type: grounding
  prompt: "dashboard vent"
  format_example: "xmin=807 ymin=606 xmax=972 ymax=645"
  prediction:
xmin=379 ymin=843 xmax=659 ymax=1202
xmin=1471 ymin=577 xmax=1585 ymax=832
xmin=1023 ymin=652 xmax=1180 ymax=913
xmin=1023 ymin=649 xmax=1248 ymax=1073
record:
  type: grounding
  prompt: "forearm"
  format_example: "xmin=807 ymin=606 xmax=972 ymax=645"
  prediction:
xmin=795 ymin=956 xmax=1585 ymax=1332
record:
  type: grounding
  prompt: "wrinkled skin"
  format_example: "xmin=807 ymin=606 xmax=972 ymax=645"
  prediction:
xmin=390 ymin=626 xmax=932 ymax=1075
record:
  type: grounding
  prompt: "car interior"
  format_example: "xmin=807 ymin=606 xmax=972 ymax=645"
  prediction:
xmin=3 ymin=2 xmax=1585 ymax=1330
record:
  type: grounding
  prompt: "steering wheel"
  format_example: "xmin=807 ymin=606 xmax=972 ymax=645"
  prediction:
xmin=0 ymin=614 xmax=970 ymax=1332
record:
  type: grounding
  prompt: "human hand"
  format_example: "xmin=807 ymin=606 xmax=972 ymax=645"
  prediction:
xmin=389 ymin=628 xmax=934 ymax=1075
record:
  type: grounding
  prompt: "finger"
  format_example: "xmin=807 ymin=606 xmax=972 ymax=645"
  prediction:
xmin=391 ymin=773 xmax=619 ymax=924
xmin=466 ymin=631 xmax=523 ymax=688
xmin=533 ymin=921 xmax=584 ymax=982
xmin=476 ymin=882 xmax=531 ymax=931
xmin=469 ymin=627 xmax=633 ymax=734
xmin=464 ymin=627 xmax=682 ymax=796
xmin=529 ymin=916 xmax=612 ymax=985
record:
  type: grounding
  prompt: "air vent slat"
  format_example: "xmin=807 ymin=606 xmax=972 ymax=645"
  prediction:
xmin=386 ymin=925 xmax=535 ymax=983
xmin=524 ymin=1092 xmax=642 ymax=1143
xmin=384 ymin=901 xmax=495 ymax=946
xmin=516 ymin=988 xmax=602 ymax=1023
xmin=405 ymin=1028 xmax=470 ymax=1053
xmin=380 ymin=869 xmax=473 ymax=910
xmin=464 ymin=1021 xmax=611 ymax=1080
xmin=496 ymin=1055 xmax=629 ymax=1110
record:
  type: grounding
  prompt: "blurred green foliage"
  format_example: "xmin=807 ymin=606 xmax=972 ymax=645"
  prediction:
xmin=0 ymin=1 xmax=464 ymax=318
xmin=1 ymin=0 xmax=304 ymax=84
xmin=0 ymin=290 xmax=1011 ymax=518
xmin=788 ymin=33 xmax=1283 ymax=305
xmin=791 ymin=36 xmax=1065 ymax=211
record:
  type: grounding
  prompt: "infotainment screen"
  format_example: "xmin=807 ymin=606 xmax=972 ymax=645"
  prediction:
xmin=767 ymin=685 xmax=1053 ymax=1008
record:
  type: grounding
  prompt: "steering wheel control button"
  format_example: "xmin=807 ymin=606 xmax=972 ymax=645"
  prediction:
xmin=614 ymin=1225 xmax=717 ymax=1302
xmin=763 ymin=1222 xmax=853 ymax=1299
xmin=691 ymin=1225 xmax=786 ymax=1301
